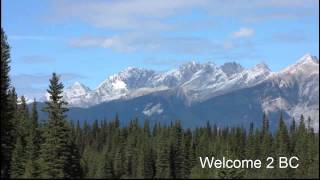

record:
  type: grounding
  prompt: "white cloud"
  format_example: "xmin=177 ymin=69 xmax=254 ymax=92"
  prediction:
xmin=46 ymin=0 xmax=318 ymax=30
xmin=69 ymin=34 xmax=138 ymax=52
xmin=47 ymin=0 xmax=200 ymax=31
xmin=69 ymin=33 xmax=218 ymax=54
xmin=69 ymin=32 xmax=258 ymax=58
xmin=54 ymin=0 xmax=316 ymax=56
xmin=231 ymin=28 xmax=255 ymax=39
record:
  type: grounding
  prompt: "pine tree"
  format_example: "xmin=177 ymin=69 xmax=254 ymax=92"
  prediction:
xmin=305 ymin=125 xmax=319 ymax=178
xmin=275 ymin=113 xmax=290 ymax=155
xmin=24 ymin=99 xmax=41 ymax=178
xmin=64 ymin=137 xmax=83 ymax=179
xmin=170 ymin=121 xmax=185 ymax=178
xmin=137 ymin=120 xmax=154 ymax=178
xmin=113 ymin=128 xmax=126 ymax=178
xmin=260 ymin=113 xmax=272 ymax=159
xmin=17 ymin=96 xmax=30 ymax=144
xmin=9 ymin=137 xmax=26 ymax=178
xmin=183 ymin=129 xmax=193 ymax=178
xmin=138 ymin=142 xmax=155 ymax=178
xmin=113 ymin=146 xmax=124 ymax=178
xmin=274 ymin=112 xmax=291 ymax=178
xmin=1 ymin=28 xmax=16 ymax=178
xmin=39 ymin=73 xmax=81 ymax=178
xmin=156 ymin=132 xmax=171 ymax=179
xmin=289 ymin=118 xmax=297 ymax=154
xmin=262 ymin=112 xmax=269 ymax=137
xmin=246 ymin=123 xmax=255 ymax=157
xmin=9 ymin=96 xmax=30 ymax=178
xmin=102 ymin=153 xmax=115 ymax=179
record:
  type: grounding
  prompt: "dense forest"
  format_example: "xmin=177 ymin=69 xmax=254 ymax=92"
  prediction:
xmin=1 ymin=28 xmax=319 ymax=179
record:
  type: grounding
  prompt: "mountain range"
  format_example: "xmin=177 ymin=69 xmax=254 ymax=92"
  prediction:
xmin=37 ymin=53 xmax=319 ymax=130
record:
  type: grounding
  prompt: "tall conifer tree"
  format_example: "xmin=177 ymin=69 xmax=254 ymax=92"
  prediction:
xmin=1 ymin=28 xmax=16 ymax=178
xmin=39 ymin=73 xmax=81 ymax=178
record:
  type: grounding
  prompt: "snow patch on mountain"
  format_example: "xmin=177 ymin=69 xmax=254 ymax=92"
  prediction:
xmin=142 ymin=103 xmax=163 ymax=116
xmin=261 ymin=97 xmax=290 ymax=113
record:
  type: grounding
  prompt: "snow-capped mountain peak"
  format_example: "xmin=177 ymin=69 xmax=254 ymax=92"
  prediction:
xmin=279 ymin=54 xmax=319 ymax=75
xmin=178 ymin=61 xmax=203 ymax=72
xmin=55 ymin=53 xmax=318 ymax=109
xmin=297 ymin=53 xmax=319 ymax=65
xmin=64 ymin=81 xmax=91 ymax=98
xmin=119 ymin=66 xmax=152 ymax=77
xmin=70 ymin=81 xmax=90 ymax=91
xmin=253 ymin=62 xmax=270 ymax=72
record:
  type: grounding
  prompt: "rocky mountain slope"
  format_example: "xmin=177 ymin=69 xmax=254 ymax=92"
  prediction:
xmin=38 ymin=54 xmax=318 ymax=129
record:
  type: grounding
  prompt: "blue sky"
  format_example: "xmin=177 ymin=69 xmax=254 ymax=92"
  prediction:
xmin=1 ymin=0 xmax=319 ymax=99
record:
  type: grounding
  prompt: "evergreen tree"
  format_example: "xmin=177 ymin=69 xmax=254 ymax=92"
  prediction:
xmin=274 ymin=112 xmax=291 ymax=178
xmin=156 ymin=132 xmax=171 ymax=178
xmin=260 ymin=113 xmax=272 ymax=159
xmin=289 ymin=118 xmax=297 ymax=154
xmin=64 ymin=137 xmax=83 ymax=179
xmin=24 ymin=99 xmax=41 ymax=178
xmin=183 ymin=129 xmax=193 ymax=177
xmin=9 ymin=96 xmax=30 ymax=178
xmin=113 ymin=146 xmax=124 ymax=178
xmin=9 ymin=137 xmax=26 ymax=178
xmin=39 ymin=73 xmax=81 ymax=178
xmin=137 ymin=120 xmax=154 ymax=179
xmin=102 ymin=153 xmax=115 ymax=179
xmin=262 ymin=112 xmax=269 ymax=137
xmin=170 ymin=121 xmax=186 ymax=178
xmin=1 ymin=28 xmax=16 ymax=178
xmin=275 ymin=113 xmax=290 ymax=155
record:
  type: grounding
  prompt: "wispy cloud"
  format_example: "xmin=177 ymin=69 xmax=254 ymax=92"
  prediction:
xmin=231 ymin=28 xmax=255 ymax=39
xmin=20 ymin=55 xmax=55 ymax=64
xmin=46 ymin=0 xmax=318 ymax=30
xmin=69 ymin=33 xmax=219 ymax=54
xmin=9 ymin=35 xmax=55 ymax=41
xmin=46 ymin=0 xmax=199 ymax=31
xmin=49 ymin=0 xmax=317 ymax=57
xmin=70 ymin=30 xmax=257 ymax=56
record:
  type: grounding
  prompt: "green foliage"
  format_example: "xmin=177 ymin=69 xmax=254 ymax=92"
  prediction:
xmin=70 ymin=114 xmax=318 ymax=179
xmin=38 ymin=73 xmax=82 ymax=178
xmin=9 ymin=137 xmax=26 ymax=178
xmin=24 ymin=99 xmax=41 ymax=178
xmin=1 ymin=28 xmax=16 ymax=178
